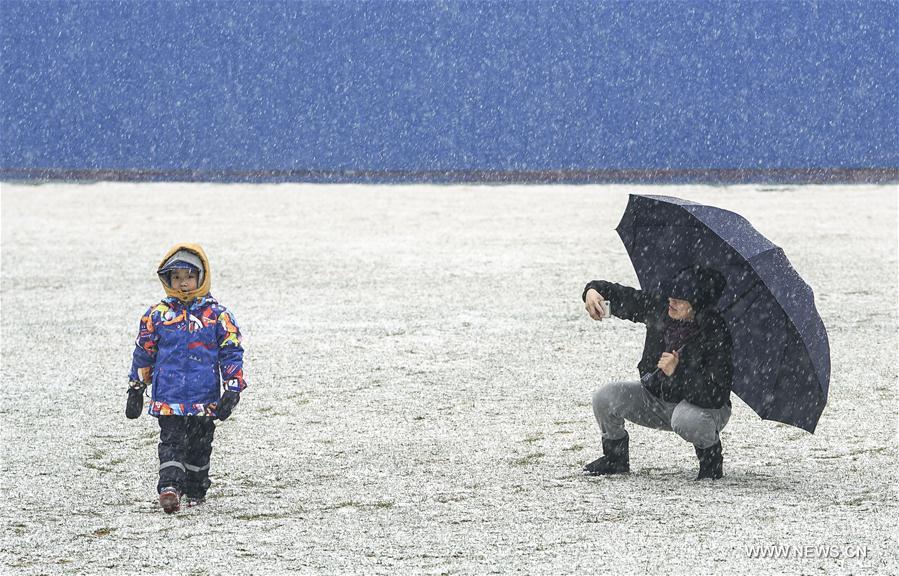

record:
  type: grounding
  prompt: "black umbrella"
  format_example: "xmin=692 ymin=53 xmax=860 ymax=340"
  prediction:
xmin=616 ymin=194 xmax=830 ymax=432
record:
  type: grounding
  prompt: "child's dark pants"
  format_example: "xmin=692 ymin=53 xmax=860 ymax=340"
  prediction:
xmin=157 ymin=416 xmax=216 ymax=498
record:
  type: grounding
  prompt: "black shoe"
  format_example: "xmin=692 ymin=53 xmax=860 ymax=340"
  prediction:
xmin=583 ymin=434 xmax=630 ymax=476
xmin=694 ymin=441 xmax=723 ymax=480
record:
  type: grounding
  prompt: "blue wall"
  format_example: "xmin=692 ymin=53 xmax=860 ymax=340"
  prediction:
xmin=1 ymin=1 xmax=897 ymax=178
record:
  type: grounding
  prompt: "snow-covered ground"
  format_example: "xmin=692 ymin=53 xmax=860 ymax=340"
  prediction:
xmin=1 ymin=182 xmax=896 ymax=575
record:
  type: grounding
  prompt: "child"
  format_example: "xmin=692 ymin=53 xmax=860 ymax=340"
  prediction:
xmin=127 ymin=243 xmax=246 ymax=513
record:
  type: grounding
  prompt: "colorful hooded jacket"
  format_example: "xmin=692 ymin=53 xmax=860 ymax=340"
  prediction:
xmin=130 ymin=244 xmax=246 ymax=417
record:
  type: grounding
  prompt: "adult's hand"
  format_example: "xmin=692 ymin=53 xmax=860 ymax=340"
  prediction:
xmin=585 ymin=288 xmax=607 ymax=321
xmin=658 ymin=350 xmax=679 ymax=376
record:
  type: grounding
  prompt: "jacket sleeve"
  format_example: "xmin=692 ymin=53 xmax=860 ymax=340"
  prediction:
xmin=129 ymin=306 xmax=158 ymax=383
xmin=582 ymin=280 xmax=662 ymax=324
xmin=217 ymin=309 xmax=246 ymax=392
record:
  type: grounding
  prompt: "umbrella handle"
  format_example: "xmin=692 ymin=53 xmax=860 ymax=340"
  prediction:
xmin=641 ymin=345 xmax=685 ymax=382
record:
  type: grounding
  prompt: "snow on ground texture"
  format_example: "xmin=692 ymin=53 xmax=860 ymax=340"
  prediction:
xmin=1 ymin=183 xmax=896 ymax=575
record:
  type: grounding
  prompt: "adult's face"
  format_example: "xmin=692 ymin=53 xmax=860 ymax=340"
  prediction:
xmin=667 ymin=297 xmax=695 ymax=321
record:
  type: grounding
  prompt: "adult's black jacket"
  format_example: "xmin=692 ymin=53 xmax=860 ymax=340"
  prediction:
xmin=583 ymin=280 xmax=733 ymax=409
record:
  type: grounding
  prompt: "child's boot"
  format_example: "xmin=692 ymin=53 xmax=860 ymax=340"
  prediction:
xmin=183 ymin=495 xmax=206 ymax=508
xmin=159 ymin=486 xmax=181 ymax=514
xmin=183 ymin=475 xmax=210 ymax=507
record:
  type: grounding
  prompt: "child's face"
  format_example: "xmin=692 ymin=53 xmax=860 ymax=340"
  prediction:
xmin=170 ymin=268 xmax=199 ymax=292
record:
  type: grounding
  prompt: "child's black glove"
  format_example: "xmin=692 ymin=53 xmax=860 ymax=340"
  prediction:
xmin=217 ymin=390 xmax=240 ymax=421
xmin=126 ymin=381 xmax=147 ymax=419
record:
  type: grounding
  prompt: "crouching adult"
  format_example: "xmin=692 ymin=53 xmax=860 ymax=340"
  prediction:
xmin=582 ymin=265 xmax=732 ymax=480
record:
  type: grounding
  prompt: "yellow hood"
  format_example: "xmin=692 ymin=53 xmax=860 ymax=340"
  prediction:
xmin=157 ymin=243 xmax=211 ymax=301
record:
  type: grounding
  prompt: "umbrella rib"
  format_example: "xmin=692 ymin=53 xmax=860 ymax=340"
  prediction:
xmin=720 ymin=279 xmax=760 ymax=314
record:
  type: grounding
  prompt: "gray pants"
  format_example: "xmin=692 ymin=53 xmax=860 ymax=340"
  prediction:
xmin=592 ymin=381 xmax=731 ymax=449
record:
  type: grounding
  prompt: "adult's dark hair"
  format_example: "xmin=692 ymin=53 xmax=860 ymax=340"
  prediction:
xmin=667 ymin=265 xmax=727 ymax=311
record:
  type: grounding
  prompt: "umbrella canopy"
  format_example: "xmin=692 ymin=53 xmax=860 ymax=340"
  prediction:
xmin=616 ymin=194 xmax=830 ymax=432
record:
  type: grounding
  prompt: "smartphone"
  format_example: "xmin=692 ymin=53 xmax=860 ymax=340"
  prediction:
xmin=600 ymin=300 xmax=611 ymax=318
